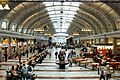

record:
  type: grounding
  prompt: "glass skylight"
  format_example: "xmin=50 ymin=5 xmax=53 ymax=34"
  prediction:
xmin=43 ymin=2 xmax=81 ymax=33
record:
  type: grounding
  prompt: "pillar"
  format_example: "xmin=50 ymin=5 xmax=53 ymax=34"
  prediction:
xmin=94 ymin=39 xmax=96 ymax=44
xmin=7 ymin=37 xmax=12 ymax=59
xmin=0 ymin=37 xmax=2 ymax=63
xmin=26 ymin=41 xmax=29 ymax=58
xmin=113 ymin=37 xmax=117 ymax=54
xmin=15 ymin=38 xmax=18 ymax=58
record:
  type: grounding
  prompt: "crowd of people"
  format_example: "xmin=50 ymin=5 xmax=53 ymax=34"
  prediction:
xmin=2 ymin=43 xmax=119 ymax=80
xmin=55 ymin=46 xmax=77 ymax=67
xmin=6 ymin=61 xmax=35 ymax=80
xmin=55 ymin=46 xmax=116 ymax=80
xmin=5 ymin=46 xmax=49 ymax=80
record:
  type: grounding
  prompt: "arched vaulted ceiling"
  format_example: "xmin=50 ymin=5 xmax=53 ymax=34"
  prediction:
xmin=0 ymin=0 xmax=120 ymax=37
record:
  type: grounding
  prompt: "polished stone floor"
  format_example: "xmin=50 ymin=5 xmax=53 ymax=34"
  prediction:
xmin=0 ymin=47 xmax=120 ymax=80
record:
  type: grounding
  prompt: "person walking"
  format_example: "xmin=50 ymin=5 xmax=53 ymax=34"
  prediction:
xmin=49 ymin=51 xmax=51 ymax=58
xmin=99 ymin=69 xmax=105 ymax=80
xmin=55 ymin=51 xmax=58 ymax=59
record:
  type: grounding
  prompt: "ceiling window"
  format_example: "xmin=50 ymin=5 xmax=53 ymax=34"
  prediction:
xmin=43 ymin=2 xmax=81 ymax=33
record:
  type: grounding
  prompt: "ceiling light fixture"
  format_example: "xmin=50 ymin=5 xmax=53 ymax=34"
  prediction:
xmin=34 ymin=29 xmax=45 ymax=32
xmin=73 ymin=33 xmax=79 ymax=36
xmin=81 ymin=29 xmax=91 ymax=31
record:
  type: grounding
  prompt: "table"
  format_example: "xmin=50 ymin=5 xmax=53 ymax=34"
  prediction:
xmin=82 ymin=61 xmax=93 ymax=68
xmin=76 ymin=59 xmax=85 ymax=66
xmin=91 ymin=63 xmax=99 ymax=70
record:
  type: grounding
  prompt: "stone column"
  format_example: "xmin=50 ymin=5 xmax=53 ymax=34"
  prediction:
xmin=0 ymin=37 xmax=2 ymax=63
xmin=15 ymin=38 xmax=18 ymax=58
xmin=7 ymin=37 xmax=12 ymax=59
xmin=113 ymin=37 xmax=117 ymax=54
xmin=26 ymin=41 xmax=29 ymax=58
xmin=94 ymin=39 xmax=96 ymax=44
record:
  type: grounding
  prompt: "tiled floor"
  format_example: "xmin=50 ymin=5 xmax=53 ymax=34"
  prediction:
xmin=0 ymin=47 xmax=120 ymax=80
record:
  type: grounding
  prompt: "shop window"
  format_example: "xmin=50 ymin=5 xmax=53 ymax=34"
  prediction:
xmin=1 ymin=21 xmax=7 ymax=29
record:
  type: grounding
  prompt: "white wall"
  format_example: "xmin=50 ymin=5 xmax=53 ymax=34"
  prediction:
xmin=52 ymin=37 xmax=66 ymax=43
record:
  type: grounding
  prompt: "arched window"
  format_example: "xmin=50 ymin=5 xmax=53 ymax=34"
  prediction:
xmin=19 ymin=28 xmax=22 ymax=32
xmin=12 ymin=24 xmax=15 ymax=31
xmin=24 ymin=29 xmax=27 ymax=33
xmin=1 ymin=21 xmax=7 ymax=29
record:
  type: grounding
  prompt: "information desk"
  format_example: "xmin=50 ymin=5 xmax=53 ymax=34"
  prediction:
xmin=56 ymin=61 xmax=68 ymax=69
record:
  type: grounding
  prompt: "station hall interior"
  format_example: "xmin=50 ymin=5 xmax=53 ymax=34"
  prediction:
xmin=1 ymin=0 xmax=120 ymax=80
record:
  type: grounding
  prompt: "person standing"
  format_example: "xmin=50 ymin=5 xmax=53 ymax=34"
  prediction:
xmin=99 ymin=69 xmax=105 ymax=80
xmin=11 ymin=48 xmax=14 ymax=59
xmin=58 ymin=53 xmax=65 ymax=61
xmin=21 ymin=64 xmax=28 ymax=80
xmin=67 ymin=52 xmax=72 ymax=67
xmin=49 ymin=51 xmax=51 ymax=58
xmin=26 ymin=49 xmax=29 ymax=58
xmin=65 ymin=49 xmax=69 ymax=60
xmin=4 ymin=50 xmax=7 ymax=62
xmin=17 ymin=47 xmax=21 ymax=63
xmin=1 ymin=48 xmax=5 ymax=62
xmin=105 ymin=64 xmax=114 ymax=80
xmin=58 ymin=47 xmax=65 ymax=61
